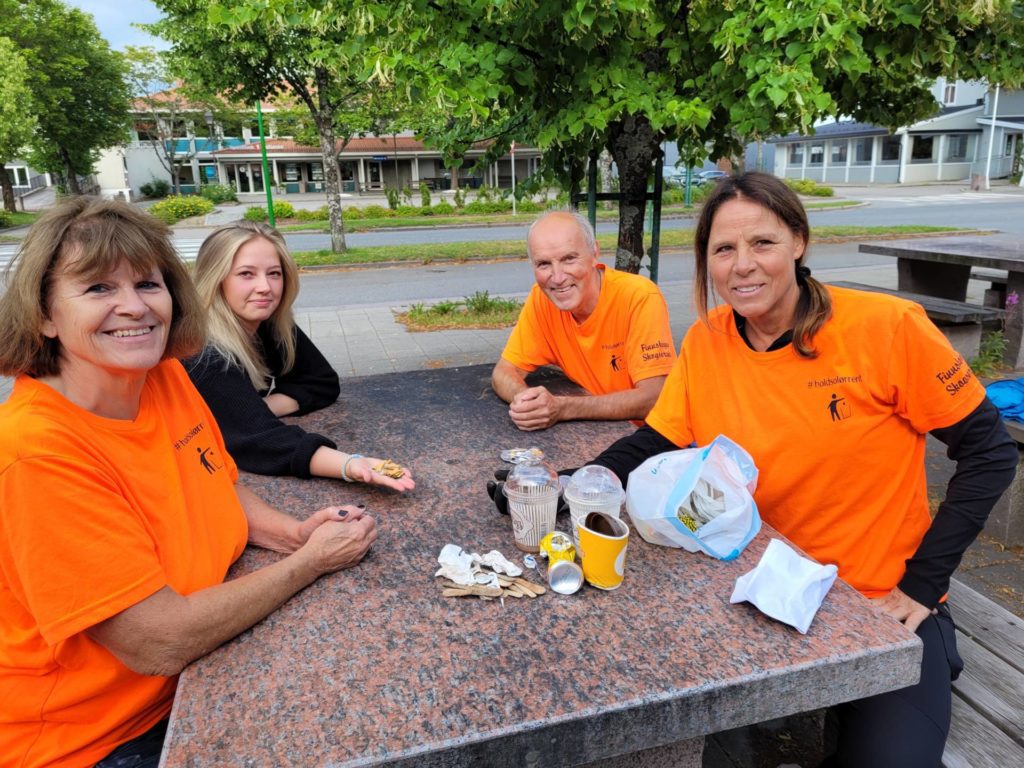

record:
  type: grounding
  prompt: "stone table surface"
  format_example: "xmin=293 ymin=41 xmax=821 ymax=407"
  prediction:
xmin=160 ymin=364 xmax=921 ymax=768
xmin=858 ymin=234 xmax=1024 ymax=270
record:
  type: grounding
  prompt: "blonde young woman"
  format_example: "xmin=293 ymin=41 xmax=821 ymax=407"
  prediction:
xmin=185 ymin=221 xmax=414 ymax=490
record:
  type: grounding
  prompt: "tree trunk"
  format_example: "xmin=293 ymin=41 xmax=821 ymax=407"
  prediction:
xmin=61 ymin=147 xmax=81 ymax=195
xmin=608 ymin=115 xmax=657 ymax=274
xmin=598 ymin=150 xmax=615 ymax=210
xmin=0 ymin=169 xmax=15 ymax=212
xmin=313 ymin=71 xmax=347 ymax=253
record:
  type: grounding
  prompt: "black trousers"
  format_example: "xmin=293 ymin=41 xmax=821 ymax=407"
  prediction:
xmin=822 ymin=603 xmax=963 ymax=768
xmin=94 ymin=719 xmax=167 ymax=768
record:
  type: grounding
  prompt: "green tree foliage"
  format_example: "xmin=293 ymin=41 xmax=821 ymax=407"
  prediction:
xmin=0 ymin=37 xmax=37 ymax=212
xmin=397 ymin=0 xmax=1024 ymax=272
xmin=150 ymin=1 xmax=402 ymax=253
xmin=1 ymin=0 xmax=130 ymax=195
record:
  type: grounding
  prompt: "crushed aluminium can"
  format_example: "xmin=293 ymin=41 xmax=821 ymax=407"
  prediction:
xmin=538 ymin=531 xmax=582 ymax=594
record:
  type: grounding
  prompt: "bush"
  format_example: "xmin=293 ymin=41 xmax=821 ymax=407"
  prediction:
xmin=420 ymin=183 xmax=432 ymax=207
xmin=516 ymin=199 xmax=544 ymax=213
xmin=431 ymin=201 xmax=455 ymax=215
xmin=463 ymin=199 xmax=512 ymax=214
xmin=452 ymin=188 xmax=466 ymax=208
xmin=199 ymin=183 xmax=237 ymax=204
xmin=401 ymin=185 xmax=414 ymax=205
xmin=342 ymin=206 xmax=362 ymax=220
xmin=0 ymin=209 xmax=12 ymax=229
xmin=384 ymin=186 xmax=401 ymax=210
xmin=149 ymin=195 xmax=214 ymax=225
xmin=362 ymin=204 xmax=392 ymax=219
xmin=273 ymin=201 xmax=296 ymax=219
xmin=395 ymin=205 xmax=420 ymax=217
xmin=295 ymin=206 xmax=330 ymax=221
xmin=243 ymin=206 xmax=268 ymax=222
xmin=139 ymin=179 xmax=170 ymax=199
xmin=785 ymin=178 xmax=834 ymax=197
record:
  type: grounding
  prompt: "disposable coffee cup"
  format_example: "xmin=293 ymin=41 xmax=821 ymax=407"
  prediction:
xmin=578 ymin=511 xmax=630 ymax=590
xmin=564 ymin=465 xmax=625 ymax=551
xmin=502 ymin=461 xmax=560 ymax=553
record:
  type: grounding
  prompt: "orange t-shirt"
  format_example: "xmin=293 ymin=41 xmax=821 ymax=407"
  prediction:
xmin=0 ymin=360 xmax=248 ymax=768
xmin=501 ymin=265 xmax=676 ymax=396
xmin=645 ymin=286 xmax=985 ymax=598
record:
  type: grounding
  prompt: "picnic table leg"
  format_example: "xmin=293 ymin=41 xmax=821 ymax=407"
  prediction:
xmin=1003 ymin=273 xmax=1024 ymax=369
xmin=897 ymin=259 xmax=971 ymax=301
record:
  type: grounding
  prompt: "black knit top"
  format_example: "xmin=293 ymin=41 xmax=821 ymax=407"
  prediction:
xmin=184 ymin=323 xmax=341 ymax=478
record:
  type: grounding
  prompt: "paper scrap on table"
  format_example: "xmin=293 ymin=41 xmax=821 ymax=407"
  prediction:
xmin=730 ymin=538 xmax=838 ymax=634
xmin=434 ymin=544 xmax=523 ymax=588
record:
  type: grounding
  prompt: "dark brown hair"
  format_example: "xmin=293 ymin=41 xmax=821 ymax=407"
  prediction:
xmin=693 ymin=172 xmax=832 ymax=358
xmin=0 ymin=196 xmax=206 ymax=377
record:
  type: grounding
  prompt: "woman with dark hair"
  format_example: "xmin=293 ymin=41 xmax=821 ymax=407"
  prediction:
xmin=589 ymin=172 xmax=1016 ymax=766
xmin=185 ymin=220 xmax=413 ymax=489
xmin=0 ymin=199 xmax=377 ymax=767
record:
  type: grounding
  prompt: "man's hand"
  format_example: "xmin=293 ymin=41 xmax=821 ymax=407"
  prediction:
xmin=509 ymin=385 xmax=561 ymax=431
xmin=875 ymin=586 xmax=935 ymax=632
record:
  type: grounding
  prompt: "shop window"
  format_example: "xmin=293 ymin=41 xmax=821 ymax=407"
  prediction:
xmin=854 ymin=138 xmax=873 ymax=164
xmin=880 ymin=136 xmax=901 ymax=163
xmin=808 ymin=144 xmax=824 ymax=165
xmin=284 ymin=163 xmax=300 ymax=182
xmin=831 ymin=141 xmax=848 ymax=164
xmin=911 ymin=136 xmax=935 ymax=163
xmin=310 ymin=162 xmax=324 ymax=181
xmin=946 ymin=135 xmax=971 ymax=162
xmin=135 ymin=121 xmax=159 ymax=141
xmin=789 ymin=144 xmax=804 ymax=164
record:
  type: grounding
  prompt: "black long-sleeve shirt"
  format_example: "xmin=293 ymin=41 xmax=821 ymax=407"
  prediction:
xmin=184 ymin=324 xmax=341 ymax=478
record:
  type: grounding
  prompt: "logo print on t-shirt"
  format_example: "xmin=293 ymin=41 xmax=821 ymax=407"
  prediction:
xmin=827 ymin=393 xmax=850 ymax=422
xmin=610 ymin=353 xmax=622 ymax=372
xmin=197 ymin=446 xmax=223 ymax=474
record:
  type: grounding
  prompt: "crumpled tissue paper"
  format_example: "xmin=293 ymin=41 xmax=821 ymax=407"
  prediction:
xmin=434 ymin=544 xmax=523 ymax=589
xmin=730 ymin=538 xmax=838 ymax=634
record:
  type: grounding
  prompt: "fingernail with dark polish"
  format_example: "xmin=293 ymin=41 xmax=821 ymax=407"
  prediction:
xmin=337 ymin=509 xmax=349 ymax=518
xmin=356 ymin=504 xmax=366 ymax=509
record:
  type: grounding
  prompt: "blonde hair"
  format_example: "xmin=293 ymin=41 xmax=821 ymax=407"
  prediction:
xmin=0 ymin=196 xmax=205 ymax=377
xmin=693 ymin=172 xmax=832 ymax=358
xmin=191 ymin=220 xmax=300 ymax=390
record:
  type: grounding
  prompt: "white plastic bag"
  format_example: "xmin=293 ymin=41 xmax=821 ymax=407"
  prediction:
xmin=625 ymin=435 xmax=760 ymax=560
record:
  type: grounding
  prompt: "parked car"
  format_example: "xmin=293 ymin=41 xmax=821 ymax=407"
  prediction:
xmin=693 ymin=169 xmax=728 ymax=186
xmin=662 ymin=166 xmax=689 ymax=187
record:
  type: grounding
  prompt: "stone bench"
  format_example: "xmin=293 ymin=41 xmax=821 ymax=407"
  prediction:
xmin=829 ymin=281 xmax=1004 ymax=360
xmin=987 ymin=419 xmax=1024 ymax=547
xmin=942 ymin=578 xmax=1024 ymax=767
xmin=970 ymin=267 xmax=1009 ymax=308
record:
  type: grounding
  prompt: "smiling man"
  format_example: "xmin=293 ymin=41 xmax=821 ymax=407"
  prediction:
xmin=491 ymin=210 xmax=676 ymax=431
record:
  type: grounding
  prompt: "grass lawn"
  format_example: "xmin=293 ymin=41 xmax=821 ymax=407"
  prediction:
xmin=0 ymin=211 xmax=40 ymax=230
xmin=291 ymin=224 xmax=966 ymax=268
xmin=275 ymin=199 xmax=863 ymax=233
xmin=394 ymin=292 xmax=522 ymax=331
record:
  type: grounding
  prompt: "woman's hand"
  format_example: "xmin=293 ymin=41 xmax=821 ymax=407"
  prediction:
xmin=298 ymin=512 xmax=378 ymax=575
xmin=347 ymin=455 xmax=416 ymax=492
xmin=296 ymin=504 xmax=366 ymax=544
xmin=875 ymin=586 xmax=935 ymax=632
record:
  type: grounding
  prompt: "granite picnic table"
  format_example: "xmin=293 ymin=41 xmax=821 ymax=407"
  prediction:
xmin=858 ymin=234 xmax=1024 ymax=366
xmin=159 ymin=364 xmax=920 ymax=768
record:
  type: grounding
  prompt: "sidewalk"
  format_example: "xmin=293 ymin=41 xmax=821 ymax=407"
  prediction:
xmin=0 ymin=261 xmax=1019 ymax=618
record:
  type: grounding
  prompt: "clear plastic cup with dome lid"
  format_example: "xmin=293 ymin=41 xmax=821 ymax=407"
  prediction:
xmin=564 ymin=465 xmax=625 ymax=551
xmin=502 ymin=460 xmax=560 ymax=552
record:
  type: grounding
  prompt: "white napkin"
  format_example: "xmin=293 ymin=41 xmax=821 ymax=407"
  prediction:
xmin=730 ymin=538 xmax=838 ymax=634
xmin=434 ymin=544 xmax=523 ymax=588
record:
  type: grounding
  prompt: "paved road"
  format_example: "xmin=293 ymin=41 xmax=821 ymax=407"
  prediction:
xmin=2 ymin=187 xmax=1021 ymax=269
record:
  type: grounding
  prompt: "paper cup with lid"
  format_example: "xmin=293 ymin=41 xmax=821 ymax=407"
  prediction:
xmin=502 ymin=460 xmax=560 ymax=552
xmin=564 ymin=465 xmax=625 ymax=551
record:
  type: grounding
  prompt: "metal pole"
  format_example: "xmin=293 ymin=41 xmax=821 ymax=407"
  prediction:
xmin=587 ymin=152 xmax=597 ymax=231
xmin=511 ymin=142 xmax=517 ymax=216
xmin=256 ymin=100 xmax=275 ymax=227
xmin=984 ymin=84 xmax=1001 ymax=191
xmin=649 ymin=156 xmax=663 ymax=284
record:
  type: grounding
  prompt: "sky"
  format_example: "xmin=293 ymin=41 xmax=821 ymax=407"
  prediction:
xmin=64 ymin=0 xmax=167 ymax=51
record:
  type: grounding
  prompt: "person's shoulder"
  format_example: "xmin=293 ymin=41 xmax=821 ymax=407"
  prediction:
xmin=826 ymin=284 xmax=927 ymax=326
xmin=183 ymin=345 xmax=233 ymax=376
xmin=604 ymin=267 xmax=660 ymax=292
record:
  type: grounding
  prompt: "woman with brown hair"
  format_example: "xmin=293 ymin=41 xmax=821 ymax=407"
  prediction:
xmin=0 ymin=198 xmax=377 ymax=767
xmin=589 ymin=172 xmax=1016 ymax=766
